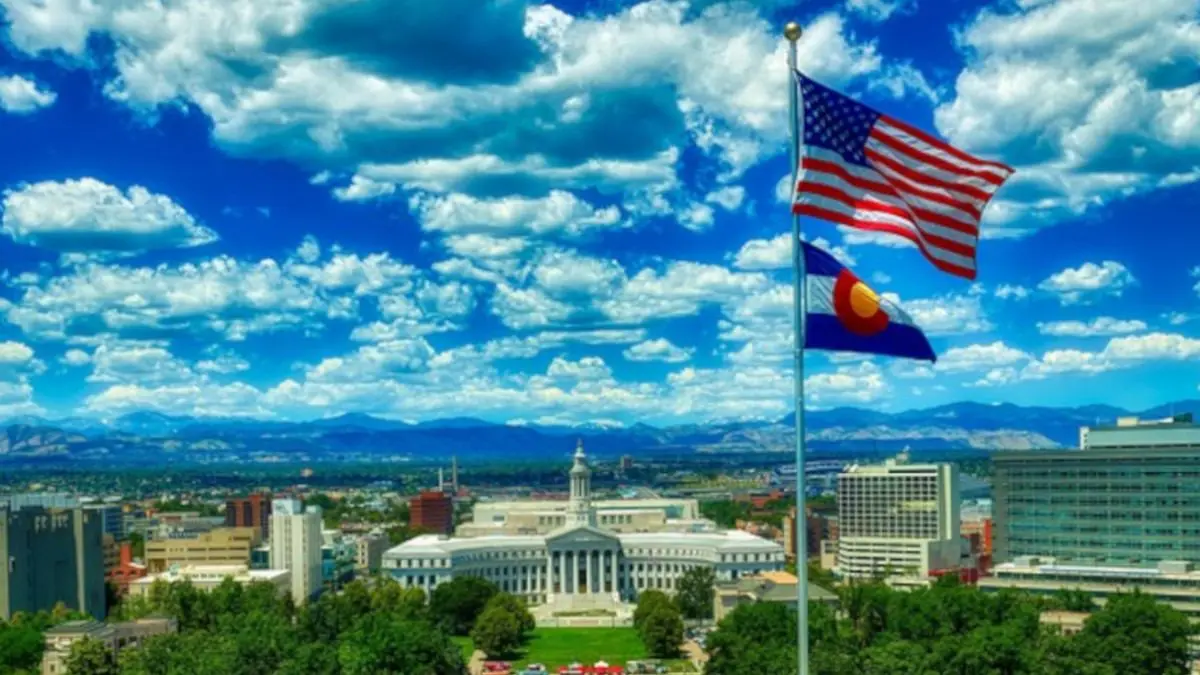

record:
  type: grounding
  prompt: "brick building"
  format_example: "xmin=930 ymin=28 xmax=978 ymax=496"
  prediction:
xmin=225 ymin=493 xmax=272 ymax=540
xmin=409 ymin=491 xmax=454 ymax=535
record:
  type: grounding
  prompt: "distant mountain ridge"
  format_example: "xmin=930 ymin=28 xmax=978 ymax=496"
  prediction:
xmin=1 ymin=401 xmax=1194 ymax=466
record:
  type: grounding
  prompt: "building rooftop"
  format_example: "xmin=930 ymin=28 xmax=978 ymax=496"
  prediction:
xmin=384 ymin=526 xmax=782 ymax=558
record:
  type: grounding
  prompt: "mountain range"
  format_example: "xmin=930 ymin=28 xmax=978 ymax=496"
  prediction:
xmin=1 ymin=400 xmax=1194 ymax=466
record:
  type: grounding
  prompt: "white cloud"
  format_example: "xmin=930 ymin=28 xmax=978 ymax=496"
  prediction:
xmin=2 ymin=178 xmax=217 ymax=255
xmin=0 ymin=74 xmax=56 ymax=113
xmin=846 ymin=0 xmax=916 ymax=22
xmin=624 ymin=338 xmax=693 ymax=364
xmin=704 ymin=186 xmax=745 ymax=211
xmin=60 ymin=348 xmax=90 ymax=367
xmin=1021 ymin=332 xmax=1200 ymax=380
xmin=733 ymin=234 xmax=854 ymax=271
xmin=936 ymin=341 xmax=1031 ymax=373
xmin=934 ymin=0 xmax=1200 ymax=232
xmin=1038 ymin=261 xmax=1136 ymax=304
xmin=410 ymin=191 xmax=624 ymax=239
xmin=1037 ymin=317 xmax=1147 ymax=337
xmin=806 ymin=361 xmax=889 ymax=405
xmin=896 ymin=293 xmax=993 ymax=336
xmin=994 ymin=284 xmax=1030 ymax=300
xmin=0 ymin=0 xmax=920 ymax=213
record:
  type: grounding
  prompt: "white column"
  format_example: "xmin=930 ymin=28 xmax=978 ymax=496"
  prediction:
xmin=559 ymin=552 xmax=567 ymax=595
xmin=611 ymin=551 xmax=619 ymax=595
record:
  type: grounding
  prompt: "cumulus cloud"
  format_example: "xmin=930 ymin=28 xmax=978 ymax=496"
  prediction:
xmin=935 ymin=0 xmax=1200 ymax=232
xmin=623 ymin=338 xmax=694 ymax=364
xmin=1 ymin=178 xmax=217 ymax=255
xmin=1037 ymin=317 xmax=1147 ymax=337
xmin=1038 ymin=261 xmax=1136 ymax=305
xmin=0 ymin=74 xmax=56 ymax=113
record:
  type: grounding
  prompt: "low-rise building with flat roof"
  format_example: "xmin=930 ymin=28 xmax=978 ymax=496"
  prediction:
xmin=128 ymin=564 xmax=290 ymax=598
xmin=713 ymin=571 xmax=837 ymax=622
xmin=979 ymin=556 xmax=1200 ymax=620
xmin=40 ymin=618 xmax=175 ymax=675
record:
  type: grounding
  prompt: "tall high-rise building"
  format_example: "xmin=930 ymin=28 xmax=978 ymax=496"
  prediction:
xmin=269 ymin=499 xmax=323 ymax=605
xmin=409 ymin=491 xmax=454 ymax=535
xmin=0 ymin=507 xmax=105 ymax=620
xmin=993 ymin=422 xmax=1200 ymax=565
xmin=84 ymin=504 xmax=124 ymax=540
xmin=835 ymin=459 xmax=963 ymax=579
xmin=225 ymin=493 xmax=272 ymax=541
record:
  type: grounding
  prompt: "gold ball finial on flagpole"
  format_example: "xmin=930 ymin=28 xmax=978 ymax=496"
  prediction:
xmin=784 ymin=22 xmax=802 ymax=42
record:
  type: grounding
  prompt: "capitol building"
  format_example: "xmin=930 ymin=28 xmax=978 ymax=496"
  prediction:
xmin=383 ymin=441 xmax=785 ymax=609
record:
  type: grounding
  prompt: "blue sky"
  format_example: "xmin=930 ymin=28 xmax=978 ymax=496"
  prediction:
xmin=0 ymin=0 xmax=1197 ymax=425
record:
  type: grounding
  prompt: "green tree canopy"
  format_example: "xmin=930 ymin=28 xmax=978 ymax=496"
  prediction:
xmin=675 ymin=567 xmax=716 ymax=620
xmin=64 ymin=636 xmax=120 ymax=675
xmin=429 ymin=576 xmax=499 ymax=636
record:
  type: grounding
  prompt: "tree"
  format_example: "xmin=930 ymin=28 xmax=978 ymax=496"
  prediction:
xmin=633 ymin=590 xmax=672 ymax=631
xmin=64 ymin=636 xmax=120 ymax=675
xmin=471 ymin=605 xmax=524 ymax=658
xmin=1051 ymin=587 xmax=1096 ymax=612
xmin=429 ymin=576 xmax=498 ymax=635
xmin=338 ymin=613 xmax=465 ymax=675
xmin=674 ymin=567 xmax=716 ymax=620
xmin=0 ymin=620 xmax=48 ymax=673
xmin=483 ymin=593 xmax=535 ymax=635
xmin=706 ymin=602 xmax=798 ymax=675
xmin=1074 ymin=592 xmax=1193 ymax=675
xmin=639 ymin=605 xmax=684 ymax=659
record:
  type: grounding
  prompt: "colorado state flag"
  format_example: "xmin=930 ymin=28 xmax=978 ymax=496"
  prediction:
xmin=804 ymin=242 xmax=936 ymax=362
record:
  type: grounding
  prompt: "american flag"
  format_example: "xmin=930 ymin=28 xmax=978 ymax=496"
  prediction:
xmin=791 ymin=71 xmax=1013 ymax=280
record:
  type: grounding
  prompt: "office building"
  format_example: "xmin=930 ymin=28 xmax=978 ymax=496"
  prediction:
xmin=144 ymin=527 xmax=260 ymax=573
xmin=1079 ymin=414 xmax=1198 ymax=450
xmin=992 ymin=433 xmax=1200 ymax=566
xmin=0 ymin=507 xmax=105 ymax=620
xmin=270 ymin=499 xmax=323 ymax=604
xmin=980 ymin=556 xmax=1200 ymax=621
xmin=225 ymin=493 xmax=272 ymax=540
xmin=783 ymin=506 xmax=834 ymax=560
xmin=384 ymin=441 xmax=785 ymax=608
xmin=129 ymin=564 xmax=291 ymax=598
xmin=0 ymin=493 xmax=79 ymax=510
xmin=83 ymin=504 xmax=124 ymax=540
xmin=835 ymin=458 xmax=963 ymax=579
xmin=357 ymin=533 xmax=387 ymax=574
xmin=410 ymin=491 xmax=454 ymax=535
xmin=40 ymin=618 xmax=176 ymax=675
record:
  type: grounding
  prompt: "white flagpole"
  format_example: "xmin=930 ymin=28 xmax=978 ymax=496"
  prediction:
xmin=784 ymin=20 xmax=810 ymax=675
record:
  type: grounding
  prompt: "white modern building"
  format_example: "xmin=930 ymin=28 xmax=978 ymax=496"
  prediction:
xmin=269 ymin=498 xmax=323 ymax=605
xmin=383 ymin=441 xmax=785 ymax=610
xmin=835 ymin=457 xmax=965 ymax=579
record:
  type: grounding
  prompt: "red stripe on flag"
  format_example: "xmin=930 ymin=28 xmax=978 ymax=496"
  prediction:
xmin=869 ymin=128 xmax=1006 ymax=185
xmin=879 ymin=114 xmax=1014 ymax=174
xmin=792 ymin=203 xmax=976 ymax=280
xmin=802 ymin=157 xmax=982 ymax=221
xmin=864 ymin=147 xmax=994 ymax=204
xmin=796 ymin=182 xmax=977 ymax=258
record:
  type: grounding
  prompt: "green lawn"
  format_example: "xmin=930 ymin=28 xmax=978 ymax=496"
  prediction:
xmin=458 ymin=627 xmax=696 ymax=672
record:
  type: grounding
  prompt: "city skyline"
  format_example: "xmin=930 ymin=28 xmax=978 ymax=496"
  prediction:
xmin=0 ymin=0 xmax=1197 ymax=426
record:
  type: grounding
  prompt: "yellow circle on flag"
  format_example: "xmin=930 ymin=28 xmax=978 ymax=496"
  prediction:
xmin=848 ymin=283 xmax=881 ymax=318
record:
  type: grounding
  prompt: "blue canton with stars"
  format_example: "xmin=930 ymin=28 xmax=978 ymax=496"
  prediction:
xmin=797 ymin=70 xmax=881 ymax=169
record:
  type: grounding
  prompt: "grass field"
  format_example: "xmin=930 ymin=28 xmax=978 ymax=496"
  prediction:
xmin=456 ymin=627 xmax=696 ymax=672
